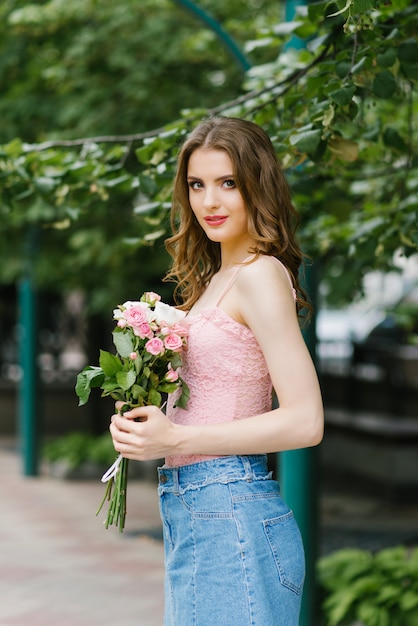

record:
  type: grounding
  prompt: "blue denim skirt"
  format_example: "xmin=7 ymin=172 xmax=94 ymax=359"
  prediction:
xmin=158 ymin=455 xmax=305 ymax=625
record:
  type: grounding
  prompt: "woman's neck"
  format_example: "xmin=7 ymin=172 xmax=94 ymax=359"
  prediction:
xmin=219 ymin=241 xmax=257 ymax=271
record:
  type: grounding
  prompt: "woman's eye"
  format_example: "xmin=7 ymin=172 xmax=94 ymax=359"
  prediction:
xmin=189 ymin=181 xmax=203 ymax=190
xmin=223 ymin=179 xmax=236 ymax=189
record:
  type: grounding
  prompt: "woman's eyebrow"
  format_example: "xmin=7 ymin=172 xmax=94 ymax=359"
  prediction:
xmin=187 ymin=174 xmax=234 ymax=182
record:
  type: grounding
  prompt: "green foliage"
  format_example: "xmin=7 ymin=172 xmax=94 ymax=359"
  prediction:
xmin=0 ymin=0 xmax=417 ymax=307
xmin=42 ymin=431 xmax=117 ymax=469
xmin=0 ymin=0 xmax=276 ymax=142
xmin=318 ymin=546 xmax=418 ymax=625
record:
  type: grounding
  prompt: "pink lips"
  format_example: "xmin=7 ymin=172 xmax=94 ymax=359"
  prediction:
xmin=204 ymin=215 xmax=228 ymax=226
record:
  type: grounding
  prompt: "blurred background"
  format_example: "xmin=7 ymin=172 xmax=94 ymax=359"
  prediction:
xmin=1 ymin=2 xmax=417 ymax=624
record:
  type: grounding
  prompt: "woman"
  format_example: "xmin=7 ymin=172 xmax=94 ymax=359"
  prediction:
xmin=110 ymin=116 xmax=324 ymax=625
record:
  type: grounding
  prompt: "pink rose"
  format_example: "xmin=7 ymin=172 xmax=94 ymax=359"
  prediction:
xmin=130 ymin=352 xmax=137 ymax=360
xmin=164 ymin=366 xmax=179 ymax=382
xmin=143 ymin=292 xmax=161 ymax=306
xmin=170 ymin=323 xmax=188 ymax=338
xmin=145 ymin=337 xmax=165 ymax=356
xmin=164 ymin=333 xmax=183 ymax=352
xmin=123 ymin=305 xmax=149 ymax=330
xmin=134 ymin=322 xmax=153 ymax=339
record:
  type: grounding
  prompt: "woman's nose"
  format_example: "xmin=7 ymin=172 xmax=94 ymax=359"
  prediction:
xmin=202 ymin=187 xmax=220 ymax=209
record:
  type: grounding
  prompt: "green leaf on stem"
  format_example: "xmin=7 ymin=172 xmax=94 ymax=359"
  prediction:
xmin=329 ymin=85 xmax=356 ymax=106
xmin=75 ymin=366 xmax=105 ymax=406
xmin=174 ymin=378 xmax=190 ymax=410
xmin=148 ymin=387 xmax=162 ymax=406
xmin=170 ymin=352 xmax=182 ymax=369
xmin=116 ymin=369 xmax=136 ymax=391
xmin=101 ymin=380 xmax=121 ymax=393
xmin=289 ymin=129 xmax=322 ymax=154
xmin=112 ymin=329 xmax=135 ymax=357
xmin=99 ymin=349 xmax=123 ymax=376
xmin=131 ymin=384 xmax=147 ymax=400
xmin=158 ymin=382 xmax=179 ymax=394
xmin=133 ymin=353 xmax=143 ymax=373
xmin=150 ymin=371 xmax=159 ymax=388
xmin=373 ymin=70 xmax=397 ymax=98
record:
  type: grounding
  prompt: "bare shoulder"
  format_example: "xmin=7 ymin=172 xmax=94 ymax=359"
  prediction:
xmin=236 ymin=255 xmax=294 ymax=301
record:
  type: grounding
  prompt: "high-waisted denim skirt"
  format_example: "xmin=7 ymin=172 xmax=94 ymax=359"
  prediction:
xmin=158 ymin=455 xmax=305 ymax=626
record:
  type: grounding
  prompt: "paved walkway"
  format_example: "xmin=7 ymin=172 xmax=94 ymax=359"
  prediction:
xmin=1 ymin=442 xmax=418 ymax=626
xmin=0 ymin=444 xmax=164 ymax=626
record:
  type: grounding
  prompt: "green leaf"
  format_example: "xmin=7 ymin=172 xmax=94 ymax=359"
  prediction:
xmin=158 ymin=382 xmax=178 ymax=394
xmin=329 ymin=85 xmax=356 ymax=106
xmin=324 ymin=587 xmax=358 ymax=624
xmin=400 ymin=62 xmax=418 ymax=81
xmin=358 ymin=603 xmax=390 ymax=626
xmin=112 ymin=329 xmax=135 ymax=357
xmin=169 ymin=353 xmax=182 ymax=369
xmin=351 ymin=56 xmax=367 ymax=74
xmin=75 ymin=366 xmax=105 ymax=406
xmin=131 ymin=384 xmax=147 ymax=400
xmin=289 ymin=129 xmax=322 ymax=154
xmin=147 ymin=387 xmax=162 ymax=406
xmin=383 ymin=127 xmax=408 ymax=152
xmin=353 ymin=0 xmax=375 ymax=12
xmin=377 ymin=48 xmax=397 ymax=68
xmin=335 ymin=61 xmax=351 ymax=78
xmin=99 ymin=350 xmax=123 ymax=377
xmin=398 ymin=39 xmax=418 ymax=63
xmin=174 ymin=379 xmax=190 ymax=410
xmin=150 ymin=371 xmax=159 ymax=388
xmin=400 ymin=590 xmax=418 ymax=611
xmin=101 ymin=380 xmax=121 ymax=392
xmin=373 ymin=70 xmax=397 ymax=98
xmin=33 ymin=176 xmax=57 ymax=193
xmin=116 ymin=369 xmax=137 ymax=391
xmin=133 ymin=353 xmax=143 ymax=374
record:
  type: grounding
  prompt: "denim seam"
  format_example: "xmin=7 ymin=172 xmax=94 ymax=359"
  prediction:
xmin=232 ymin=491 xmax=279 ymax=503
xmin=231 ymin=485 xmax=255 ymax=626
xmin=191 ymin=513 xmax=197 ymax=626
xmin=158 ymin=472 xmax=272 ymax=496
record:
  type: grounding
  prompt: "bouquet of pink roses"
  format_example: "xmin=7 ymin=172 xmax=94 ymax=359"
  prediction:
xmin=75 ymin=291 xmax=189 ymax=532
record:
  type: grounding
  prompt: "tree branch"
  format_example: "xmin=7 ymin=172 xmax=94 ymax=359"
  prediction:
xmin=27 ymin=44 xmax=332 ymax=152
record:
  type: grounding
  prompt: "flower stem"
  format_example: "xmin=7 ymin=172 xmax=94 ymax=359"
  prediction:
xmin=98 ymin=457 xmax=129 ymax=531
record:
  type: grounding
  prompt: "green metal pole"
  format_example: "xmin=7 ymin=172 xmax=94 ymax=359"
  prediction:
xmin=279 ymin=2 xmax=320 ymax=625
xmin=18 ymin=228 xmax=40 ymax=476
xmin=279 ymin=265 xmax=320 ymax=626
xmin=172 ymin=0 xmax=251 ymax=72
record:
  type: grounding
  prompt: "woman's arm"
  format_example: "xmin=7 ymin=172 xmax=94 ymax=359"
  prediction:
xmin=172 ymin=256 xmax=323 ymax=455
xmin=109 ymin=256 xmax=323 ymax=461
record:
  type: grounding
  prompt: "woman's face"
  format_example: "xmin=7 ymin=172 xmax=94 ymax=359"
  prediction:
xmin=187 ymin=148 xmax=252 ymax=251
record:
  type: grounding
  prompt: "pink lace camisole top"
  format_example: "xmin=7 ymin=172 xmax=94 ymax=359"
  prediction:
xmin=164 ymin=256 xmax=297 ymax=467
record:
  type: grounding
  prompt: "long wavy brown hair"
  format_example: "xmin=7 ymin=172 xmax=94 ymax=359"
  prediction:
xmin=164 ymin=116 xmax=310 ymax=317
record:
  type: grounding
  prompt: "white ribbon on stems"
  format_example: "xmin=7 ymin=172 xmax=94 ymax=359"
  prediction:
xmin=101 ymin=454 xmax=123 ymax=483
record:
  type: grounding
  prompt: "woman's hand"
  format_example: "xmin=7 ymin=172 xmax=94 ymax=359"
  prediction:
xmin=109 ymin=402 xmax=178 ymax=461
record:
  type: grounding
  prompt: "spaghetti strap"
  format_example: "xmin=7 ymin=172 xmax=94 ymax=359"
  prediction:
xmin=215 ymin=255 xmax=254 ymax=307
xmin=215 ymin=266 xmax=243 ymax=307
